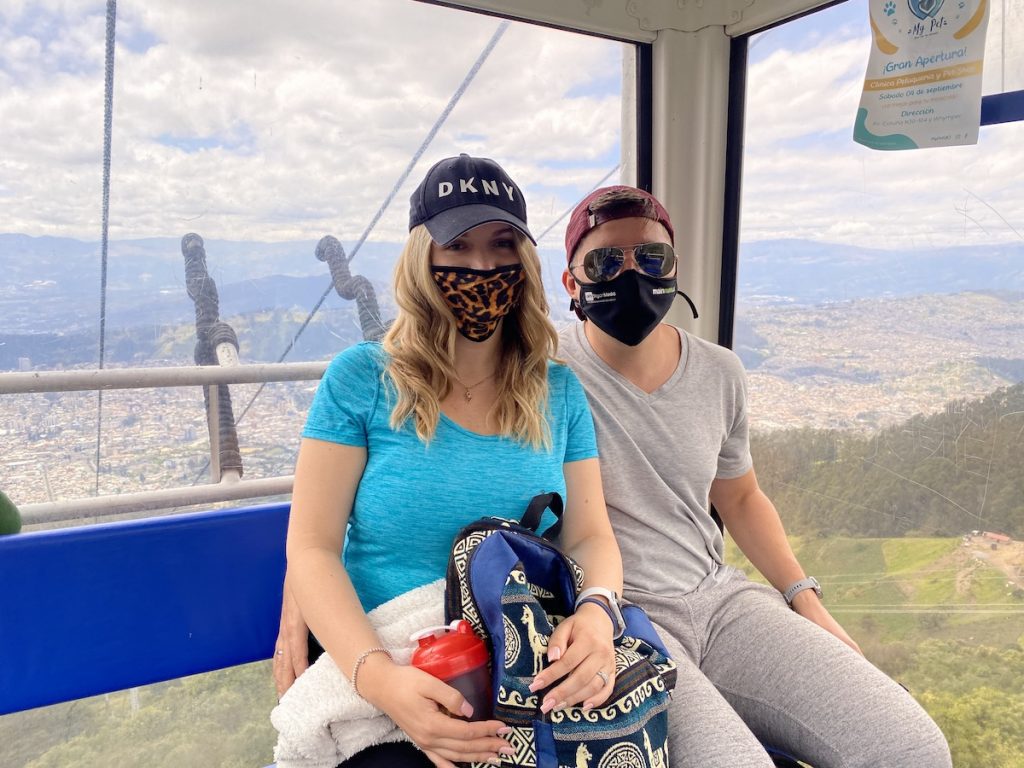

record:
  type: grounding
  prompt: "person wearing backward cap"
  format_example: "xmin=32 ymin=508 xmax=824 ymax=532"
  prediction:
xmin=557 ymin=184 xmax=952 ymax=767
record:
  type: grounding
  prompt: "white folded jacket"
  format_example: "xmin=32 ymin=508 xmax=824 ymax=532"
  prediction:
xmin=271 ymin=579 xmax=445 ymax=768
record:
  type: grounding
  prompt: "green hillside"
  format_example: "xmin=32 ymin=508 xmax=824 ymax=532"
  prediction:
xmin=752 ymin=382 xmax=1024 ymax=539
xmin=1 ymin=663 xmax=278 ymax=768
xmin=725 ymin=535 xmax=1024 ymax=767
xmin=726 ymin=536 xmax=1023 ymax=648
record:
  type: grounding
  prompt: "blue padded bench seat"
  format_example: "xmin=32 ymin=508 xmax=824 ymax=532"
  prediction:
xmin=0 ymin=502 xmax=289 ymax=715
xmin=0 ymin=502 xmax=803 ymax=767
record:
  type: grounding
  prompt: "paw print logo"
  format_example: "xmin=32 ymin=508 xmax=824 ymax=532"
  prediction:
xmin=884 ymin=0 xmax=896 ymax=16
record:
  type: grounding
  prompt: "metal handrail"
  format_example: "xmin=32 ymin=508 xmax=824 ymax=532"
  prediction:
xmin=20 ymin=476 xmax=296 ymax=525
xmin=2 ymin=362 xmax=329 ymax=525
xmin=0 ymin=362 xmax=328 ymax=394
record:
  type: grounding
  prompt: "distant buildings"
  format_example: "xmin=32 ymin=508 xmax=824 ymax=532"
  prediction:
xmin=966 ymin=530 xmax=1014 ymax=547
xmin=982 ymin=531 xmax=1012 ymax=544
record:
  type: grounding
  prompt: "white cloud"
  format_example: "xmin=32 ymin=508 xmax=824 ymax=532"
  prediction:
xmin=744 ymin=36 xmax=868 ymax=149
xmin=1 ymin=0 xmax=1019 ymax=256
xmin=740 ymin=12 xmax=1024 ymax=250
xmin=0 ymin=0 xmax=624 ymax=243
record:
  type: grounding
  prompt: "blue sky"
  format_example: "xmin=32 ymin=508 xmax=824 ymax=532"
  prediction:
xmin=155 ymin=124 xmax=257 ymax=154
xmin=748 ymin=0 xmax=868 ymax=64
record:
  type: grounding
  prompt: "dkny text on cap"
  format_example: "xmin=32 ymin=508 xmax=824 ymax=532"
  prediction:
xmin=409 ymin=154 xmax=535 ymax=245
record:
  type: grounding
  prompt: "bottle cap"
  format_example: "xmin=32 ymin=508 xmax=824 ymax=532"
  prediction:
xmin=410 ymin=620 xmax=489 ymax=681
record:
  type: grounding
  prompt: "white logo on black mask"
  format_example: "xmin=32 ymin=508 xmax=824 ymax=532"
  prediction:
xmin=576 ymin=271 xmax=678 ymax=346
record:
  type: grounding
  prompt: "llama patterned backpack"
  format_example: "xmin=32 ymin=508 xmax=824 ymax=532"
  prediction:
xmin=445 ymin=492 xmax=677 ymax=768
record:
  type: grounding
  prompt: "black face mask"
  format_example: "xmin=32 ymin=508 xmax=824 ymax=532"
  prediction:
xmin=574 ymin=270 xmax=697 ymax=346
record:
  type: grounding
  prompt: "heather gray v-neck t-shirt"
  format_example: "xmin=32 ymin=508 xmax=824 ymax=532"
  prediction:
xmin=559 ymin=322 xmax=753 ymax=596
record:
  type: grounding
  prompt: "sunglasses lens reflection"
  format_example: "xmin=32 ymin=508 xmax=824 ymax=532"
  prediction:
xmin=584 ymin=248 xmax=625 ymax=282
xmin=580 ymin=243 xmax=676 ymax=282
xmin=635 ymin=243 xmax=675 ymax=278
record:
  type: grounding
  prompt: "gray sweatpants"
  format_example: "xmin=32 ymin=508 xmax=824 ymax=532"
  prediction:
xmin=626 ymin=567 xmax=952 ymax=768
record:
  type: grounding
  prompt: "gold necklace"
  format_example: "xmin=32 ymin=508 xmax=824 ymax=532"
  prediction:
xmin=452 ymin=371 xmax=495 ymax=403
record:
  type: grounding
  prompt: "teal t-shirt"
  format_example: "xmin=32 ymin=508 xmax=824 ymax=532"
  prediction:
xmin=302 ymin=342 xmax=598 ymax=611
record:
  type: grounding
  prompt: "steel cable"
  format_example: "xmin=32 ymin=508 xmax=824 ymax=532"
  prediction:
xmin=93 ymin=0 xmax=117 ymax=495
xmin=229 ymin=21 xmax=510 ymax=430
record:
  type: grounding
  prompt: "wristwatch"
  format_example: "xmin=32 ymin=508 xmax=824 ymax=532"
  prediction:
xmin=575 ymin=587 xmax=626 ymax=639
xmin=783 ymin=576 xmax=822 ymax=606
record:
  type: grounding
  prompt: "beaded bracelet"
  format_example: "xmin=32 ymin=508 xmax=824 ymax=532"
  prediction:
xmin=351 ymin=647 xmax=393 ymax=697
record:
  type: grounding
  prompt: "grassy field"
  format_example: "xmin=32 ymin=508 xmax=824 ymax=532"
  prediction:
xmin=724 ymin=535 xmax=1024 ymax=650
xmin=726 ymin=535 xmax=1024 ymax=767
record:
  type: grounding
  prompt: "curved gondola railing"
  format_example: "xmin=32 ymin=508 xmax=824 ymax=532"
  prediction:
xmin=183 ymin=233 xmax=245 ymax=480
xmin=317 ymin=235 xmax=387 ymax=342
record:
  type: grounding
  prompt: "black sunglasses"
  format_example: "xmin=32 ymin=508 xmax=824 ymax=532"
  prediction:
xmin=570 ymin=242 xmax=677 ymax=283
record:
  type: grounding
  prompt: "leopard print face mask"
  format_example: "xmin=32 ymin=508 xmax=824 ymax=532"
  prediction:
xmin=430 ymin=264 xmax=525 ymax=342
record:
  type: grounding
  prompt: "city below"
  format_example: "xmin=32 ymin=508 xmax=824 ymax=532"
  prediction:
xmin=2 ymin=289 xmax=1021 ymax=514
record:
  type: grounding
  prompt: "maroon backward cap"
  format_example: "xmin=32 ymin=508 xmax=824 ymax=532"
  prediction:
xmin=563 ymin=185 xmax=675 ymax=263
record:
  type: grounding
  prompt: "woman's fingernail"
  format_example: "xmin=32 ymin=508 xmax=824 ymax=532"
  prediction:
xmin=499 ymin=746 xmax=515 ymax=755
xmin=487 ymin=758 xmax=501 ymax=765
xmin=540 ymin=697 xmax=555 ymax=713
xmin=460 ymin=702 xmax=474 ymax=718
xmin=528 ymin=678 xmax=544 ymax=692
xmin=554 ymin=700 xmax=568 ymax=712
xmin=582 ymin=702 xmax=593 ymax=711
xmin=497 ymin=726 xmax=512 ymax=735
xmin=548 ymin=647 xmax=562 ymax=661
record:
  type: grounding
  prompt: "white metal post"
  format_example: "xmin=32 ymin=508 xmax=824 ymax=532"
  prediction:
xmin=652 ymin=25 xmax=732 ymax=343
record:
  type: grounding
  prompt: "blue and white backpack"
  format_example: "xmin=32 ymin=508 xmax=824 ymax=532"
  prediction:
xmin=445 ymin=492 xmax=677 ymax=768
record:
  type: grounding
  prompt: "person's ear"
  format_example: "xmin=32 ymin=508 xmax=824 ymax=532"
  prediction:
xmin=562 ymin=268 xmax=587 ymax=321
xmin=561 ymin=268 xmax=578 ymax=300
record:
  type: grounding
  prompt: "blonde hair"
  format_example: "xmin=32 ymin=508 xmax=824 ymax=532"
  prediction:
xmin=383 ymin=225 xmax=557 ymax=449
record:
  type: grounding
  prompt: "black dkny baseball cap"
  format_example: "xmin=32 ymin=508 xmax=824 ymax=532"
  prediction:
xmin=409 ymin=154 xmax=535 ymax=245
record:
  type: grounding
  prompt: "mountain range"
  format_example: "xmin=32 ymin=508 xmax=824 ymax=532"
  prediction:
xmin=2 ymin=233 xmax=1022 ymax=368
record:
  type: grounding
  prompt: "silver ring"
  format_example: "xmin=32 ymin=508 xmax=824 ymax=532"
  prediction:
xmin=275 ymin=649 xmax=284 ymax=657
xmin=595 ymin=669 xmax=609 ymax=686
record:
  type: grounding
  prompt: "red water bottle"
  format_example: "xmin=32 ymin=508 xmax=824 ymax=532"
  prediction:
xmin=410 ymin=620 xmax=492 ymax=721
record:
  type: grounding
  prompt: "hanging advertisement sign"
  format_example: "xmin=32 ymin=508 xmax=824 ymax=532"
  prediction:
xmin=854 ymin=0 xmax=991 ymax=150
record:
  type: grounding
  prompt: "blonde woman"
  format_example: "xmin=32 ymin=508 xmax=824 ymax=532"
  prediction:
xmin=281 ymin=155 xmax=623 ymax=768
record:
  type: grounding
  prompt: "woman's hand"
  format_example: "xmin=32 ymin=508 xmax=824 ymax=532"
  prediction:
xmin=791 ymin=592 xmax=863 ymax=656
xmin=273 ymin=579 xmax=311 ymax=698
xmin=527 ymin=603 xmax=616 ymax=713
xmin=362 ymin=659 xmax=512 ymax=767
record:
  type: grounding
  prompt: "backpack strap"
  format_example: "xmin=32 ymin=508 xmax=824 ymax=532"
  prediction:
xmin=519 ymin=492 xmax=564 ymax=540
xmin=621 ymin=604 xmax=673 ymax=659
